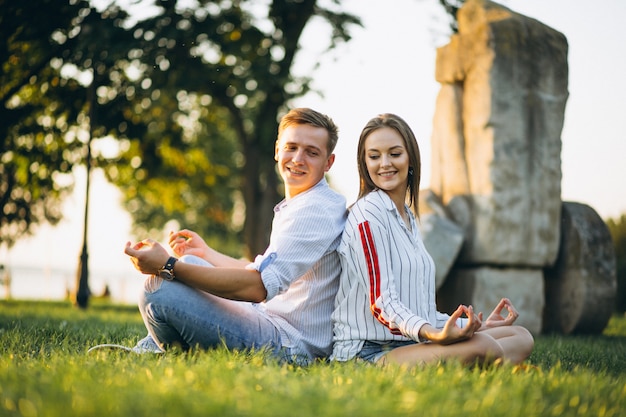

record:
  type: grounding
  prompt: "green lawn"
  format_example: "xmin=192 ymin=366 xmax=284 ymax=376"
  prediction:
xmin=1 ymin=299 xmax=625 ymax=416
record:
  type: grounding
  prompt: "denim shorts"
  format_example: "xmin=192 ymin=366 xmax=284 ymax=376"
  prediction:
xmin=357 ymin=340 xmax=417 ymax=363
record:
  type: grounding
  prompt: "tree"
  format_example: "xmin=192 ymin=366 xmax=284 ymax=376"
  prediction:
xmin=606 ymin=214 xmax=626 ymax=312
xmin=1 ymin=0 xmax=140 ymax=307
xmin=0 ymin=1 xmax=135 ymax=245
xmin=1 ymin=0 xmax=87 ymax=248
xmin=101 ymin=0 xmax=362 ymax=258
xmin=2 ymin=0 xmax=360 ymax=307
xmin=106 ymin=89 xmax=244 ymax=254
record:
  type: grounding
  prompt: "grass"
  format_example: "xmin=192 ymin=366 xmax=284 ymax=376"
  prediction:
xmin=1 ymin=299 xmax=625 ymax=417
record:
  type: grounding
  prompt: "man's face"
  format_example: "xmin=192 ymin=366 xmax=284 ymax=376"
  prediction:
xmin=274 ymin=124 xmax=335 ymax=199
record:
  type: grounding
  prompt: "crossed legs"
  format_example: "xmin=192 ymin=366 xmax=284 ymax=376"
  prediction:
xmin=137 ymin=255 xmax=283 ymax=355
xmin=381 ymin=325 xmax=534 ymax=367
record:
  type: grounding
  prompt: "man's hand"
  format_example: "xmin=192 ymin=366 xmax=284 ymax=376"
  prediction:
xmin=168 ymin=229 xmax=210 ymax=259
xmin=124 ymin=239 xmax=170 ymax=275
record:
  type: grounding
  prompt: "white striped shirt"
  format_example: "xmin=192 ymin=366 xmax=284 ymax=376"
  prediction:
xmin=331 ymin=189 xmax=453 ymax=361
xmin=248 ymin=178 xmax=347 ymax=359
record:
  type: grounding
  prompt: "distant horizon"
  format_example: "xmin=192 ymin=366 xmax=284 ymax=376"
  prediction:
xmin=1 ymin=262 xmax=143 ymax=305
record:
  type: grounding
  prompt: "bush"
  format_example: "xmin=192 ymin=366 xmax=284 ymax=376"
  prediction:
xmin=606 ymin=214 xmax=626 ymax=312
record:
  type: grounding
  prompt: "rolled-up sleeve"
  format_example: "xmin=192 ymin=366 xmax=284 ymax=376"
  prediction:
xmin=248 ymin=186 xmax=346 ymax=301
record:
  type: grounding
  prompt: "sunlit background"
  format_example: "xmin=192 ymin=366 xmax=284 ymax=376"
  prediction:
xmin=2 ymin=0 xmax=625 ymax=303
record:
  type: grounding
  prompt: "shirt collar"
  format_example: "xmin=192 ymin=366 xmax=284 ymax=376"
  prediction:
xmin=368 ymin=189 xmax=397 ymax=212
xmin=369 ymin=189 xmax=415 ymax=228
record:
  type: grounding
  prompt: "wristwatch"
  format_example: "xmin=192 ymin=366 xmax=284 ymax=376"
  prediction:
xmin=157 ymin=256 xmax=178 ymax=281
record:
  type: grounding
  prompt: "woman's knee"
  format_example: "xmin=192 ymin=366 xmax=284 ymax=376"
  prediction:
xmin=472 ymin=333 xmax=505 ymax=362
xmin=513 ymin=325 xmax=535 ymax=355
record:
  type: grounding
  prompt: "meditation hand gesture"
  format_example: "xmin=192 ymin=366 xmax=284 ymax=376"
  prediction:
xmin=124 ymin=239 xmax=170 ymax=275
xmin=482 ymin=298 xmax=520 ymax=329
xmin=168 ymin=229 xmax=210 ymax=259
xmin=425 ymin=305 xmax=482 ymax=345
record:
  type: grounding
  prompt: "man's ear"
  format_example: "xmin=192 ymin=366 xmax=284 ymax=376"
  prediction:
xmin=325 ymin=153 xmax=336 ymax=172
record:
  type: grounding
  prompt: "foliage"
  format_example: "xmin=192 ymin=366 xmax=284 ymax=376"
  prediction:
xmin=99 ymin=0 xmax=362 ymax=258
xmin=1 ymin=300 xmax=625 ymax=417
xmin=0 ymin=0 xmax=131 ymax=247
xmin=606 ymin=214 xmax=626 ymax=312
xmin=1 ymin=0 xmax=361 ymax=260
xmin=105 ymin=88 xmax=244 ymax=253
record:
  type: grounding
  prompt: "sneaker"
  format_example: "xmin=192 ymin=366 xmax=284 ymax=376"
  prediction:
xmin=132 ymin=335 xmax=164 ymax=354
xmin=88 ymin=335 xmax=164 ymax=354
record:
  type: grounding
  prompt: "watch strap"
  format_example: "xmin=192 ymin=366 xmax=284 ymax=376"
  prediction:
xmin=164 ymin=256 xmax=177 ymax=271
xmin=159 ymin=256 xmax=178 ymax=280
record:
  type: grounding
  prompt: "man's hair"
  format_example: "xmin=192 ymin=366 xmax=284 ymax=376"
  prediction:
xmin=278 ymin=108 xmax=339 ymax=155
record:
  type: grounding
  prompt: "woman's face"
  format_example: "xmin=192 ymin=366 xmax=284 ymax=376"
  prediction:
xmin=363 ymin=127 xmax=409 ymax=197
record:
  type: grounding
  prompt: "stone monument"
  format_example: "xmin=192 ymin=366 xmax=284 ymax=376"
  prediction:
xmin=420 ymin=0 xmax=617 ymax=335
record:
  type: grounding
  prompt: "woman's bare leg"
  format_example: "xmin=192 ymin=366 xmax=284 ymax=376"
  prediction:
xmin=479 ymin=325 xmax=534 ymax=364
xmin=380 ymin=332 xmax=504 ymax=367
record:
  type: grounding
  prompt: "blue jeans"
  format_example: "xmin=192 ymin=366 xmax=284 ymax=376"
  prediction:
xmin=357 ymin=340 xmax=417 ymax=363
xmin=138 ymin=255 xmax=285 ymax=359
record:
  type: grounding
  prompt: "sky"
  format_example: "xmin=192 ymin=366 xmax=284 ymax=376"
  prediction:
xmin=294 ymin=0 xmax=626 ymax=216
xmin=3 ymin=0 xmax=626 ymax=301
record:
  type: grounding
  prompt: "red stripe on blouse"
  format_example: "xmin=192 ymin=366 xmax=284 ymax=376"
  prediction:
xmin=358 ymin=221 xmax=402 ymax=336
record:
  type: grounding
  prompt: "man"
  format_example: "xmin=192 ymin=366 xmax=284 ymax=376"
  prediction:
xmin=105 ymin=108 xmax=346 ymax=364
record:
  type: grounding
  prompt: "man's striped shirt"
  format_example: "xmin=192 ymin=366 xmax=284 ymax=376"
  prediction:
xmin=248 ymin=178 xmax=347 ymax=360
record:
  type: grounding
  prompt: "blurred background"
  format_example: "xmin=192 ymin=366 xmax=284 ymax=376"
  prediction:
xmin=1 ymin=0 xmax=624 ymax=308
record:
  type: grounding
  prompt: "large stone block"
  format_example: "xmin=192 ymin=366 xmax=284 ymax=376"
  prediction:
xmin=429 ymin=84 xmax=470 ymax=204
xmin=430 ymin=0 xmax=568 ymax=267
xmin=418 ymin=190 xmax=466 ymax=289
xmin=437 ymin=266 xmax=544 ymax=335
xmin=419 ymin=213 xmax=464 ymax=290
xmin=543 ymin=202 xmax=617 ymax=334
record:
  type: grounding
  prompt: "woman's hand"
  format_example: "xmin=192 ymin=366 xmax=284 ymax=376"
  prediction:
xmin=124 ymin=239 xmax=170 ymax=275
xmin=481 ymin=298 xmax=519 ymax=329
xmin=168 ymin=229 xmax=210 ymax=259
xmin=422 ymin=305 xmax=481 ymax=345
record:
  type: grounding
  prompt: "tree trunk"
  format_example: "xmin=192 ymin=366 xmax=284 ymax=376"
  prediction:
xmin=241 ymin=115 xmax=281 ymax=259
xmin=74 ymin=75 xmax=96 ymax=308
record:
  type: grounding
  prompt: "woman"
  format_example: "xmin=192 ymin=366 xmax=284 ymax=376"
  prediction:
xmin=331 ymin=113 xmax=534 ymax=366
